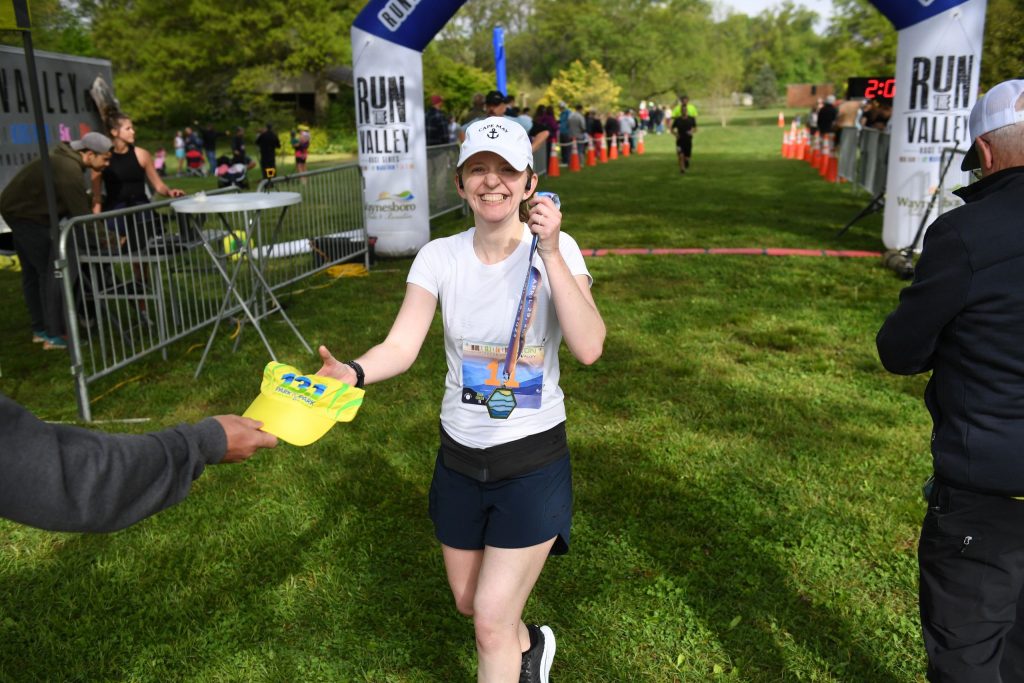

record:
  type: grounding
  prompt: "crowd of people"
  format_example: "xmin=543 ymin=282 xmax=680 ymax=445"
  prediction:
xmin=168 ymin=122 xmax=311 ymax=182
xmin=807 ymin=93 xmax=892 ymax=141
xmin=427 ymin=90 xmax=699 ymax=174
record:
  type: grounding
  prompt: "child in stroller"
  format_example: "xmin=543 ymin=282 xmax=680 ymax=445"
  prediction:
xmin=184 ymin=147 xmax=206 ymax=176
xmin=215 ymin=152 xmax=255 ymax=189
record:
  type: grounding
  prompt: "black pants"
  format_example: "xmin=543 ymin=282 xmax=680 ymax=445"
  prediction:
xmin=920 ymin=479 xmax=1024 ymax=682
xmin=4 ymin=217 xmax=64 ymax=337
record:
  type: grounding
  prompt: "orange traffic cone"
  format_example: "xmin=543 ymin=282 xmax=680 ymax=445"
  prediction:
xmin=819 ymin=133 xmax=831 ymax=177
xmin=622 ymin=134 xmax=631 ymax=156
xmin=809 ymin=132 xmax=820 ymax=167
xmin=547 ymin=141 xmax=560 ymax=178
xmin=569 ymin=139 xmax=581 ymax=172
xmin=782 ymin=131 xmax=791 ymax=158
xmin=778 ymin=111 xmax=785 ymax=127
xmin=597 ymin=133 xmax=607 ymax=163
xmin=797 ymin=129 xmax=808 ymax=160
xmin=637 ymin=130 xmax=645 ymax=155
xmin=585 ymin=136 xmax=596 ymax=166
xmin=609 ymin=134 xmax=619 ymax=160
xmin=819 ymin=133 xmax=835 ymax=180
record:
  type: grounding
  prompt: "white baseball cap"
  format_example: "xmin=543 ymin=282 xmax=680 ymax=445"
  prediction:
xmin=961 ymin=79 xmax=1024 ymax=171
xmin=457 ymin=117 xmax=533 ymax=171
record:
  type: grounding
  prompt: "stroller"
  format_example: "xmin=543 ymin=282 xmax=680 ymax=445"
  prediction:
xmin=184 ymin=147 xmax=205 ymax=176
xmin=215 ymin=154 xmax=253 ymax=189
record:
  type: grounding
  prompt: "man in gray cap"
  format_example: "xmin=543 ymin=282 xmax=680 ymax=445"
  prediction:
xmin=0 ymin=131 xmax=113 ymax=349
xmin=877 ymin=79 xmax=1024 ymax=682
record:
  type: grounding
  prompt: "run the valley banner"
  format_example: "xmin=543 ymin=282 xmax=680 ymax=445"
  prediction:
xmin=868 ymin=0 xmax=986 ymax=251
xmin=351 ymin=0 xmax=467 ymax=257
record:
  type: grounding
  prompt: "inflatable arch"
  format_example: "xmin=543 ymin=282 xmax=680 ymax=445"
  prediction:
xmin=867 ymin=0 xmax=986 ymax=251
xmin=351 ymin=0 xmax=468 ymax=257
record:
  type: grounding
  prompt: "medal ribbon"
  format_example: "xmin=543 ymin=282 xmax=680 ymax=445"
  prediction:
xmin=501 ymin=233 xmax=540 ymax=384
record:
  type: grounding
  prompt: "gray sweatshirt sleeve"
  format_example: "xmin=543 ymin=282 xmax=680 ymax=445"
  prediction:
xmin=0 ymin=392 xmax=227 ymax=532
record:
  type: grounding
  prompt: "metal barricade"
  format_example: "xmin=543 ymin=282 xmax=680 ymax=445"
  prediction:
xmin=836 ymin=127 xmax=859 ymax=184
xmin=854 ymin=128 xmax=889 ymax=196
xmin=255 ymin=162 xmax=369 ymax=290
xmin=60 ymin=163 xmax=368 ymax=421
xmin=426 ymin=143 xmax=462 ymax=219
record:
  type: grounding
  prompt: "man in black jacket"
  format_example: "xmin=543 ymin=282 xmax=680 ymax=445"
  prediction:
xmin=0 ymin=392 xmax=277 ymax=532
xmin=877 ymin=79 xmax=1024 ymax=682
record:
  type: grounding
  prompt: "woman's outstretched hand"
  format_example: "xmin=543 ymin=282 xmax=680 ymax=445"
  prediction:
xmin=316 ymin=344 xmax=350 ymax=381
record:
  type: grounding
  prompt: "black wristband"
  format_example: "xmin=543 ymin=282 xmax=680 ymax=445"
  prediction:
xmin=344 ymin=360 xmax=365 ymax=389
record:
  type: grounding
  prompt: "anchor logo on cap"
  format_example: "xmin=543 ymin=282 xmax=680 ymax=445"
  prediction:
xmin=486 ymin=129 xmax=500 ymax=140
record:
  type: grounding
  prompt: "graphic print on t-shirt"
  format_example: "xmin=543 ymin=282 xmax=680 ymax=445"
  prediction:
xmin=461 ymin=341 xmax=544 ymax=409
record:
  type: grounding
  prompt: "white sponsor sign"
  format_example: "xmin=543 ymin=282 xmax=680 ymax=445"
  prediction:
xmin=882 ymin=0 xmax=986 ymax=250
xmin=351 ymin=27 xmax=429 ymax=257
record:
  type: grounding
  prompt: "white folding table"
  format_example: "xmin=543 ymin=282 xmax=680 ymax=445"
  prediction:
xmin=172 ymin=192 xmax=312 ymax=376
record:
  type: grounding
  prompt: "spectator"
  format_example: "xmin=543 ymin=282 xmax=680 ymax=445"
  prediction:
xmin=173 ymin=130 xmax=185 ymax=177
xmin=558 ymin=101 xmax=572 ymax=164
xmin=604 ymin=110 xmax=621 ymax=155
xmin=533 ymin=104 xmax=559 ymax=162
xmin=231 ymin=126 xmax=246 ymax=157
xmin=201 ymin=124 xmax=221 ymax=175
xmin=154 ymin=148 xmax=167 ymax=177
xmin=458 ymin=90 xmax=508 ymax=141
xmin=292 ymin=124 xmax=311 ymax=174
xmin=0 ymin=132 xmax=114 ymax=350
xmin=619 ymin=109 xmax=637 ymax=149
xmin=651 ymin=103 xmax=665 ymax=134
xmin=567 ymin=104 xmax=587 ymax=160
xmin=425 ymin=94 xmax=450 ymax=146
xmin=461 ymin=92 xmax=486 ymax=126
xmin=0 ymin=391 xmax=277 ymax=532
xmin=877 ymin=78 xmax=1024 ymax=683
xmin=255 ymin=123 xmax=281 ymax=178
xmin=808 ymin=97 xmax=823 ymax=136
xmin=183 ymin=126 xmax=201 ymax=153
xmin=816 ymin=94 xmax=839 ymax=136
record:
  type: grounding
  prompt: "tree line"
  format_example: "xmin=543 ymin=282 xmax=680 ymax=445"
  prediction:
xmin=1 ymin=0 xmax=1021 ymax=128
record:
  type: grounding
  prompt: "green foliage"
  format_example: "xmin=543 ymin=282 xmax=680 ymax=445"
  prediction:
xmin=752 ymin=63 xmax=779 ymax=106
xmin=743 ymin=2 xmax=825 ymax=92
xmin=824 ymin=0 xmax=897 ymax=90
xmin=0 ymin=0 xmax=98 ymax=56
xmin=543 ymin=59 xmax=622 ymax=113
xmin=981 ymin=0 xmax=1024 ymax=89
xmin=89 ymin=0 xmax=361 ymax=126
xmin=422 ymin=46 xmax=494 ymax=122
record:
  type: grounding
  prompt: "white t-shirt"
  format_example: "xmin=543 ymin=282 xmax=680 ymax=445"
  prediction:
xmin=407 ymin=224 xmax=592 ymax=449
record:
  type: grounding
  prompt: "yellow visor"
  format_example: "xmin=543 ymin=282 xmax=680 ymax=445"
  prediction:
xmin=243 ymin=362 xmax=364 ymax=446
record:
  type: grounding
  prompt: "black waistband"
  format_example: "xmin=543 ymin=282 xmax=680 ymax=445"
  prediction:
xmin=440 ymin=421 xmax=568 ymax=483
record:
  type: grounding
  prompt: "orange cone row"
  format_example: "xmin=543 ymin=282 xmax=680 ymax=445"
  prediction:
xmin=542 ymin=131 xmax=645 ymax=179
xmin=780 ymin=127 xmax=839 ymax=183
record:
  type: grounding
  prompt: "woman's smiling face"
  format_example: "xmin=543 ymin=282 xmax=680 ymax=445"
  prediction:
xmin=457 ymin=151 xmax=530 ymax=227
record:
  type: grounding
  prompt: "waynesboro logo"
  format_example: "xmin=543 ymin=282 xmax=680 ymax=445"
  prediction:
xmin=367 ymin=190 xmax=417 ymax=218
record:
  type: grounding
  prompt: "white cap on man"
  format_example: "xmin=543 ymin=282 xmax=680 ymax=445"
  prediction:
xmin=457 ymin=117 xmax=533 ymax=171
xmin=961 ymin=79 xmax=1024 ymax=171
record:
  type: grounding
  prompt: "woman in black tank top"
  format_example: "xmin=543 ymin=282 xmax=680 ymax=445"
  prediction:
xmin=92 ymin=113 xmax=185 ymax=214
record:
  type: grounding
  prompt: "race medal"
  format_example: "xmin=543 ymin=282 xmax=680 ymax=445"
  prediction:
xmin=485 ymin=386 xmax=517 ymax=419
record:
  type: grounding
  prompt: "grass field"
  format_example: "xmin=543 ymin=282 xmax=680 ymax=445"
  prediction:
xmin=0 ymin=110 xmax=933 ymax=681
